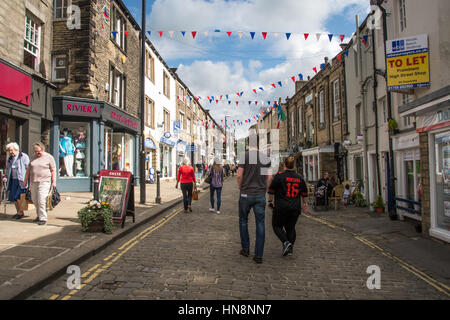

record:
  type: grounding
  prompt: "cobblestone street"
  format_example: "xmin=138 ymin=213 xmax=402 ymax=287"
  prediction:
xmin=28 ymin=178 xmax=450 ymax=300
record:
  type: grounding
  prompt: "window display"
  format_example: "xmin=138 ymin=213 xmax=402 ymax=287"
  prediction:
xmin=59 ymin=122 xmax=89 ymax=178
xmin=106 ymin=131 xmax=134 ymax=172
xmin=435 ymin=131 xmax=450 ymax=231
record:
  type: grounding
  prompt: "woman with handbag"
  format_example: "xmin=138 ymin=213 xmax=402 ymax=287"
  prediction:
xmin=176 ymin=157 xmax=197 ymax=213
xmin=23 ymin=142 xmax=56 ymax=225
xmin=208 ymin=157 xmax=224 ymax=214
xmin=2 ymin=143 xmax=30 ymax=219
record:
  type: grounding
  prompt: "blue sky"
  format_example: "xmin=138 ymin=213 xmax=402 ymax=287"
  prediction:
xmin=122 ymin=0 xmax=370 ymax=138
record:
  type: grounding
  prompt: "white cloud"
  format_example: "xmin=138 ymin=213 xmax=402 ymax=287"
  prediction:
xmin=146 ymin=0 xmax=369 ymax=138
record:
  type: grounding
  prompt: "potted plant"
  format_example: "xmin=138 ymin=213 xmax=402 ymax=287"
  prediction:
xmin=371 ymin=195 xmax=385 ymax=213
xmin=388 ymin=118 xmax=399 ymax=134
xmin=77 ymin=200 xmax=114 ymax=234
xmin=354 ymin=192 xmax=366 ymax=207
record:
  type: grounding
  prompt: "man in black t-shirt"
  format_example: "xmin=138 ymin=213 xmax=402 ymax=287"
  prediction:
xmin=268 ymin=156 xmax=308 ymax=256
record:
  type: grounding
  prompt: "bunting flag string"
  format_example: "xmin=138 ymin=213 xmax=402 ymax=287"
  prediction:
xmin=143 ymin=29 xmax=353 ymax=43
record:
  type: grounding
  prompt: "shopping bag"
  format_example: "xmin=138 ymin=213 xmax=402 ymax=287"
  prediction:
xmin=192 ymin=189 xmax=198 ymax=201
xmin=18 ymin=193 xmax=28 ymax=211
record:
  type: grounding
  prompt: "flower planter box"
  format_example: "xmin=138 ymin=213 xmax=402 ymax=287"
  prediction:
xmin=375 ymin=207 xmax=385 ymax=213
xmin=86 ymin=217 xmax=105 ymax=232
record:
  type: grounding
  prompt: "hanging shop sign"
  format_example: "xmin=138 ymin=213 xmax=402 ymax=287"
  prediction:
xmin=98 ymin=170 xmax=135 ymax=228
xmin=0 ymin=60 xmax=31 ymax=106
xmin=386 ymin=34 xmax=430 ymax=91
xmin=416 ymin=106 xmax=450 ymax=133
xmin=144 ymin=138 xmax=156 ymax=150
xmin=160 ymin=137 xmax=176 ymax=147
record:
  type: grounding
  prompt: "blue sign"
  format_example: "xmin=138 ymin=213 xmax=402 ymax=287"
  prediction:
xmin=174 ymin=121 xmax=181 ymax=133
xmin=160 ymin=137 xmax=175 ymax=147
xmin=186 ymin=145 xmax=196 ymax=152
xmin=144 ymin=138 xmax=156 ymax=150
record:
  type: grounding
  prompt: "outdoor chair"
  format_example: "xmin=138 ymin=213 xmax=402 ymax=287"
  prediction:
xmin=329 ymin=184 xmax=345 ymax=210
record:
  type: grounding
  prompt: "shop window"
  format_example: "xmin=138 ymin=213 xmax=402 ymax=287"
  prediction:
xmin=52 ymin=55 xmax=67 ymax=82
xmin=59 ymin=122 xmax=90 ymax=178
xmin=0 ymin=118 xmax=17 ymax=177
xmin=54 ymin=0 xmax=68 ymax=19
xmin=434 ymin=131 xmax=450 ymax=231
xmin=159 ymin=145 xmax=173 ymax=178
xmin=111 ymin=5 xmax=127 ymax=52
xmin=109 ymin=132 xmax=134 ymax=172
xmin=24 ymin=14 xmax=41 ymax=71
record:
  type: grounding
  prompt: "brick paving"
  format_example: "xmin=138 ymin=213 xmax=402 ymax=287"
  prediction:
xmin=27 ymin=178 xmax=450 ymax=300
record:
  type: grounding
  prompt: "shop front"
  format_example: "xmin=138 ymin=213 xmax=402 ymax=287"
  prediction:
xmin=399 ymin=85 xmax=450 ymax=242
xmin=0 ymin=58 xmax=54 ymax=176
xmin=159 ymin=137 xmax=175 ymax=180
xmin=52 ymin=96 xmax=140 ymax=192
xmin=301 ymin=146 xmax=335 ymax=183
xmin=393 ymin=133 xmax=421 ymax=220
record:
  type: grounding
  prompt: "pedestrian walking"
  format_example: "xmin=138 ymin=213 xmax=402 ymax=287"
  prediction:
xmin=2 ymin=143 xmax=30 ymax=219
xmin=237 ymin=132 xmax=272 ymax=264
xmin=208 ymin=157 xmax=224 ymax=214
xmin=267 ymin=156 xmax=308 ymax=257
xmin=23 ymin=142 xmax=56 ymax=225
xmin=176 ymin=157 xmax=197 ymax=213
xmin=231 ymin=163 xmax=236 ymax=177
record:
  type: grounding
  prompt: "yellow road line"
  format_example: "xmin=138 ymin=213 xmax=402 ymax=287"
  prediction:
xmin=304 ymin=213 xmax=450 ymax=297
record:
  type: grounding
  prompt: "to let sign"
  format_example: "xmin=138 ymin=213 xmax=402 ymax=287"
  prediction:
xmin=386 ymin=34 xmax=430 ymax=91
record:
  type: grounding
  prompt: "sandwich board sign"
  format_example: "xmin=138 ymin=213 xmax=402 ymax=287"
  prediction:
xmin=98 ymin=170 xmax=135 ymax=228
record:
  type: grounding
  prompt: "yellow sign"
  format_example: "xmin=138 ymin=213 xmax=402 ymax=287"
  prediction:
xmin=386 ymin=34 xmax=430 ymax=91
xmin=387 ymin=52 xmax=429 ymax=89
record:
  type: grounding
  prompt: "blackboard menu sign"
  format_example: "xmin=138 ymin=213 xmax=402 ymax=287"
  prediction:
xmin=98 ymin=170 xmax=134 ymax=224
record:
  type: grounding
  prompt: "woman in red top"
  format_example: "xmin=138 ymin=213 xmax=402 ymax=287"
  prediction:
xmin=176 ymin=157 xmax=197 ymax=213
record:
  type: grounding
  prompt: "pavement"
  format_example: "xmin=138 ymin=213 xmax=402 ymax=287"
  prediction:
xmin=23 ymin=177 xmax=450 ymax=300
xmin=0 ymin=178 xmax=212 ymax=300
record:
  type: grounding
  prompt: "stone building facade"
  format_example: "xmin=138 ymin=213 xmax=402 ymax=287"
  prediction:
xmin=50 ymin=0 xmax=142 ymax=191
xmin=0 ymin=0 xmax=56 ymax=174
xmin=285 ymin=54 xmax=348 ymax=183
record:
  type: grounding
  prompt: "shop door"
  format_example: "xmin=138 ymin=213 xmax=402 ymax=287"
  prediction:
xmin=104 ymin=127 xmax=113 ymax=170
xmin=112 ymin=132 xmax=124 ymax=170
xmin=435 ymin=131 xmax=450 ymax=232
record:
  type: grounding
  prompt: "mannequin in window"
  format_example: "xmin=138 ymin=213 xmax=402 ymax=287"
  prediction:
xmin=59 ymin=128 xmax=75 ymax=177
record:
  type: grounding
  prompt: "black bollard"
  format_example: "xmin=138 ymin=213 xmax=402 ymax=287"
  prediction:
xmin=93 ymin=173 xmax=100 ymax=201
xmin=155 ymin=170 xmax=161 ymax=204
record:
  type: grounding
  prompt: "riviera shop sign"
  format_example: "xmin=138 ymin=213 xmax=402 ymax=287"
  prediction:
xmin=61 ymin=101 xmax=101 ymax=117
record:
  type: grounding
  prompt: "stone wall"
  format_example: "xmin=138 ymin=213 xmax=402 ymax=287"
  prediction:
xmin=419 ymin=132 xmax=431 ymax=233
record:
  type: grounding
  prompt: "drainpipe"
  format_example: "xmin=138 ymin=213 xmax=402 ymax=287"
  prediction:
xmin=377 ymin=1 xmax=398 ymax=219
xmin=371 ymin=26 xmax=382 ymax=198
xmin=357 ymin=15 xmax=370 ymax=202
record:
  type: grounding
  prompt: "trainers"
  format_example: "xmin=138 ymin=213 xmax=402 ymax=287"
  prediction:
xmin=38 ymin=221 xmax=46 ymax=225
xmin=209 ymin=208 xmax=215 ymax=212
xmin=287 ymin=246 xmax=293 ymax=256
xmin=282 ymin=241 xmax=292 ymax=256
xmin=33 ymin=217 xmax=39 ymax=222
xmin=253 ymin=256 xmax=263 ymax=264
xmin=239 ymin=249 xmax=249 ymax=257
xmin=216 ymin=211 xmax=220 ymax=214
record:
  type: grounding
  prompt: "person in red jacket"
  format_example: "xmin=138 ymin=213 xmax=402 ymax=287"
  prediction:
xmin=176 ymin=157 xmax=197 ymax=213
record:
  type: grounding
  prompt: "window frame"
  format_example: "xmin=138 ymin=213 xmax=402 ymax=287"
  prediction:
xmin=145 ymin=96 xmax=155 ymax=129
xmin=109 ymin=64 xmax=126 ymax=109
xmin=319 ymin=90 xmax=325 ymax=125
xmin=23 ymin=14 xmax=41 ymax=71
xmin=145 ymin=50 xmax=155 ymax=82
xmin=163 ymin=109 xmax=170 ymax=132
xmin=52 ymin=54 xmax=68 ymax=82
xmin=333 ymin=79 xmax=341 ymax=121
xmin=110 ymin=5 xmax=127 ymax=53
xmin=298 ymin=105 xmax=303 ymax=133
xmin=179 ymin=111 xmax=185 ymax=130
xmin=54 ymin=0 xmax=68 ymax=19
xmin=163 ymin=72 xmax=171 ymax=98
xmin=399 ymin=0 xmax=407 ymax=32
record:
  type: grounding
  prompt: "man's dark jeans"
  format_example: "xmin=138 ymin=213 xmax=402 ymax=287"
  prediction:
xmin=239 ymin=193 xmax=266 ymax=258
